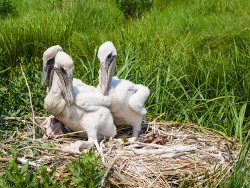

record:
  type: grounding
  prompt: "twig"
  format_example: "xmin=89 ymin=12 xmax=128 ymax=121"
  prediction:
xmin=101 ymin=156 xmax=118 ymax=187
xmin=147 ymin=120 xmax=179 ymax=126
xmin=0 ymin=117 xmax=24 ymax=121
xmin=0 ymin=157 xmax=10 ymax=162
xmin=131 ymin=146 xmax=196 ymax=155
xmin=54 ymin=131 xmax=87 ymax=138
xmin=153 ymin=113 xmax=165 ymax=122
xmin=113 ymin=145 xmax=197 ymax=155
xmin=148 ymin=113 xmax=165 ymax=134
xmin=102 ymin=161 xmax=126 ymax=182
xmin=18 ymin=158 xmax=41 ymax=167
xmin=0 ymin=157 xmax=40 ymax=167
xmin=129 ymin=145 xmax=197 ymax=155
xmin=34 ymin=117 xmax=48 ymax=119
xmin=0 ymin=117 xmax=47 ymax=122
xmin=29 ymin=117 xmax=39 ymax=126
xmin=160 ymin=152 xmax=188 ymax=159
xmin=18 ymin=146 xmax=81 ymax=155
xmin=20 ymin=63 xmax=36 ymax=139
xmin=125 ymin=142 xmax=178 ymax=149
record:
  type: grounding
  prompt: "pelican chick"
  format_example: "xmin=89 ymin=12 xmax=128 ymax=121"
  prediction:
xmin=42 ymin=49 xmax=117 ymax=152
xmin=41 ymin=45 xmax=97 ymax=137
xmin=97 ymin=41 xmax=150 ymax=141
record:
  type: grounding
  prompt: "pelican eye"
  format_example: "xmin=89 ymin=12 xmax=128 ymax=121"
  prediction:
xmin=60 ymin=67 xmax=67 ymax=75
xmin=47 ymin=57 xmax=55 ymax=68
xmin=107 ymin=53 xmax=112 ymax=60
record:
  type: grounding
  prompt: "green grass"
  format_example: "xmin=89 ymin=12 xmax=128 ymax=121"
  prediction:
xmin=0 ymin=0 xmax=249 ymax=186
xmin=0 ymin=159 xmax=62 ymax=188
xmin=222 ymin=139 xmax=250 ymax=187
xmin=0 ymin=150 xmax=103 ymax=188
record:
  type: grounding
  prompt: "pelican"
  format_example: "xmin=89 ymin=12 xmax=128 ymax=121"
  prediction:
xmin=97 ymin=41 xmax=150 ymax=141
xmin=42 ymin=46 xmax=117 ymax=152
xmin=41 ymin=45 xmax=97 ymax=137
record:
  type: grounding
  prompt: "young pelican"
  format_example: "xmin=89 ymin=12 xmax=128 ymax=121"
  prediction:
xmin=97 ymin=41 xmax=150 ymax=141
xmin=42 ymin=47 xmax=117 ymax=152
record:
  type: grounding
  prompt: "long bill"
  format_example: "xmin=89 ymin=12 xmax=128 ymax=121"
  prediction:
xmin=54 ymin=68 xmax=74 ymax=105
xmin=42 ymin=58 xmax=55 ymax=87
xmin=99 ymin=55 xmax=116 ymax=95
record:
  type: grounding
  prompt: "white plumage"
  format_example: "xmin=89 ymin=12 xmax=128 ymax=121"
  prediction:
xmin=42 ymin=46 xmax=117 ymax=152
xmin=97 ymin=41 xmax=150 ymax=140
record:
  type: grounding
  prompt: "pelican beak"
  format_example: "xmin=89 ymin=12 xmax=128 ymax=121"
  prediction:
xmin=100 ymin=55 xmax=116 ymax=95
xmin=42 ymin=58 xmax=55 ymax=88
xmin=54 ymin=67 xmax=74 ymax=105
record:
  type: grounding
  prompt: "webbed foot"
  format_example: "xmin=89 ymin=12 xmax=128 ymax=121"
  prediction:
xmin=41 ymin=115 xmax=68 ymax=138
xmin=62 ymin=140 xmax=92 ymax=153
xmin=62 ymin=139 xmax=104 ymax=161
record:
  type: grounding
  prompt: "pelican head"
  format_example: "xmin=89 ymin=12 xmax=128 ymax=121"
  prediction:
xmin=54 ymin=51 xmax=74 ymax=105
xmin=42 ymin=45 xmax=63 ymax=87
xmin=97 ymin=41 xmax=117 ymax=95
xmin=42 ymin=47 xmax=74 ymax=105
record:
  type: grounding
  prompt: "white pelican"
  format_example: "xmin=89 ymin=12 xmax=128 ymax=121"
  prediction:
xmin=42 ymin=47 xmax=117 ymax=152
xmin=41 ymin=45 xmax=97 ymax=137
xmin=97 ymin=41 xmax=150 ymax=141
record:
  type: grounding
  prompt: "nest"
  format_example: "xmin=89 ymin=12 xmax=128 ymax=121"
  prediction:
xmin=103 ymin=121 xmax=241 ymax=187
xmin=0 ymin=118 xmax=244 ymax=187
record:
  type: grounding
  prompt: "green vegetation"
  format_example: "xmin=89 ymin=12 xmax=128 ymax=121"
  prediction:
xmin=0 ymin=158 xmax=62 ymax=188
xmin=0 ymin=151 xmax=103 ymax=188
xmin=0 ymin=0 xmax=18 ymax=18
xmin=116 ymin=0 xmax=154 ymax=19
xmin=223 ymin=140 xmax=250 ymax=187
xmin=0 ymin=0 xmax=249 ymax=187
xmin=67 ymin=149 xmax=104 ymax=188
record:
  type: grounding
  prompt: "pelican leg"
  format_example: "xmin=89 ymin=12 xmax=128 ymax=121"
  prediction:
xmin=62 ymin=132 xmax=102 ymax=154
xmin=116 ymin=125 xmax=140 ymax=143
xmin=128 ymin=123 xmax=142 ymax=142
xmin=92 ymin=138 xmax=105 ymax=162
xmin=62 ymin=138 xmax=104 ymax=161
xmin=132 ymin=127 xmax=139 ymax=138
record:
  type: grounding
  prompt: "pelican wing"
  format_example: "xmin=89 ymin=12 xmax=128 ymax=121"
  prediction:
xmin=111 ymin=77 xmax=149 ymax=115
xmin=128 ymin=84 xmax=150 ymax=115
xmin=73 ymin=86 xmax=111 ymax=112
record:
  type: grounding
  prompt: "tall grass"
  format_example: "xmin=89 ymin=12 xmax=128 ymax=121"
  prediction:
xmin=0 ymin=0 xmax=249 ymax=186
xmin=0 ymin=0 xmax=249 ymax=139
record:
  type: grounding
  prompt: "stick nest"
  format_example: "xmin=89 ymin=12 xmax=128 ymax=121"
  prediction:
xmin=0 ymin=118 xmax=245 ymax=187
xmin=103 ymin=121 xmax=242 ymax=187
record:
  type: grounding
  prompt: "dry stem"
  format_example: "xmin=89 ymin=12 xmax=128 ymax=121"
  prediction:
xmin=20 ymin=63 xmax=36 ymax=139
